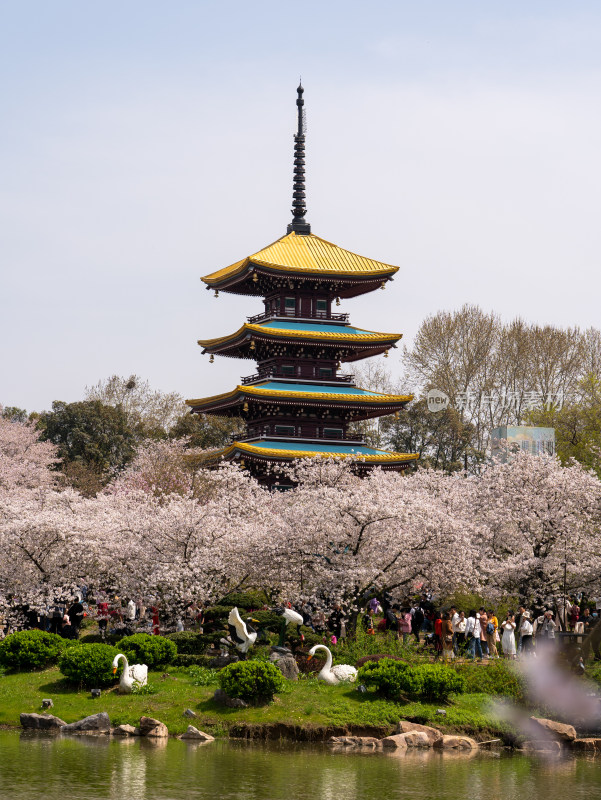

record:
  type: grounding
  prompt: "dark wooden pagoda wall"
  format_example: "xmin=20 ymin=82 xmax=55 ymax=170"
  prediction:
xmin=264 ymin=291 xmax=333 ymax=318
xmin=245 ymin=290 xmax=354 ymax=439
xmin=249 ymin=357 xmax=341 ymax=381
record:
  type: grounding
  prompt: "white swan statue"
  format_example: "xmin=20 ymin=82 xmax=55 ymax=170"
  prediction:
xmin=112 ymin=653 xmax=148 ymax=693
xmin=307 ymin=644 xmax=357 ymax=685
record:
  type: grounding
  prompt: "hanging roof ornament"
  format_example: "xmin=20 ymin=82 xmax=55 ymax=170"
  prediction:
xmin=287 ymin=84 xmax=311 ymax=235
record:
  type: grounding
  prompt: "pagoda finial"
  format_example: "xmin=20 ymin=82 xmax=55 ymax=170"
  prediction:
xmin=287 ymin=83 xmax=311 ymax=235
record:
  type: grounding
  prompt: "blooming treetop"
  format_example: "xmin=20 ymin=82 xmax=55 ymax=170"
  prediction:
xmin=259 ymin=459 xmax=480 ymax=627
xmin=0 ymin=411 xmax=58 ymax=491
xmin=1 ymin=418 xmax=601 ymax=627
xmin=467 ymin=451 xmax=601 ymax=600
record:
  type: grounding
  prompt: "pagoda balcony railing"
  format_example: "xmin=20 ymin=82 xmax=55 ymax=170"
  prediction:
xmin=241 ymin=370 xmax=355 ymax=385
xmin=246 ymin=310 xmax=350 ymax=324
xmin=231 ymin=431 xmax=367 ymax=444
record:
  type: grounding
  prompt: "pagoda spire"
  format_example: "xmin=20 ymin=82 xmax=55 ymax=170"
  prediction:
xmin=287 ymin=83 xmax=311 ymax=235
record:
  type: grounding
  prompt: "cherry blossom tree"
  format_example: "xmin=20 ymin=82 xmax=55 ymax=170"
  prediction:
xmin=259 ymin=459 xmax=479 ymax=632
xmin=0 ymin=410 xmax=58 ymax=491
xmin=467 ymin=451 xmax=601 ymax=601
xmin=0 ymin=413 xmax=94 ymax=624
xmin=109 ymin=438 xmax=202 ymax=498
xmin=104 ymin=462 xmax=272 ymax=613
xmin=3 ymin=410 xmax=599 ymax=633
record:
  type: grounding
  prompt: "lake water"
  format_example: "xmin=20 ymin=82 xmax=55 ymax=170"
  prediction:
xmin=1 ymin=731 xmax=600 ymax=800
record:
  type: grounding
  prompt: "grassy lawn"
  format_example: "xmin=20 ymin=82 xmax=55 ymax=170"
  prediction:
xmin=0 ymin=666 xmax=508 ymax=739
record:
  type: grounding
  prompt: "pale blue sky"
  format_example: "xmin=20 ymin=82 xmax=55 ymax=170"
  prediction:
xmin=2 ymin=2 xmax=601 ymax=411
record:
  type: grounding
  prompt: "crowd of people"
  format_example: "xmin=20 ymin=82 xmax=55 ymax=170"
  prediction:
xmin=355 ymin=594 xmax=601 ymax=662
xmin=0 ymin=590 xmax=176 ymax=641
xmin=3 ymin=586 xmax=601 ymax=669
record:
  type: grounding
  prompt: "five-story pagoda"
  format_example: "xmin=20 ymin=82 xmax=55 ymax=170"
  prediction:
xmin=187 ymin=85 xmax=417 ymax=484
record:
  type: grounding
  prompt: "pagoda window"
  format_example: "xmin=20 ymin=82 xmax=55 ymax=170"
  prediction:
xmin=275 ymin=425 xmax=295 ymax=436
xmin=315 ymin=299 xmax=327 ymax=317
xmin=324 ymin=428 xmax=343 ymax=439
xmin=284 ymin=297 xmax=296 ymax=316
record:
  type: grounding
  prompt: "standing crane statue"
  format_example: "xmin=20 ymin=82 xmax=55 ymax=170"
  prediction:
xmin=273 ymin=606 xmax=304 ymax=648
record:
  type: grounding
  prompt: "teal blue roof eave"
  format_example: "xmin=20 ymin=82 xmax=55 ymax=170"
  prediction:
xmin=254 ymin=381 xmax=382 ymax=396
xmin=247 ymin=440 xmax=391 ymax=456
xmin=260 ymin=320 xmax=369 ymax=335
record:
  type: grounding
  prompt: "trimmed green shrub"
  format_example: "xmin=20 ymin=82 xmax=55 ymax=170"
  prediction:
xmin=358 ymin=659 xmax=464 ymax=701
xmin=59 ymin=643 xmax=119 ymax=687
xmin=455 ymin=660 xmax=525 ymax=702
xmin=218 ymin=590 xmax=267 ymax=609
xmin=0 ymin=630 xmax=66 ymax=670
xmin=395 ymin=667 xmax=425 ymax=698
xmin=115 ymin=633 xmax=176 ymax=668
xmin=244 ymin=609 xmax=282 ymax=631
xmin=418 ymin=664 xmax=464 ymax=701
xmin=219 ymin=659 xmax=283 ymax=702
xmin=165 ymin=631 xmax=205 ymax=654
xmin=203 ymin=606 xmax=233 ymax=624
xmin=357 ymin=658 xmax=414 ymax=698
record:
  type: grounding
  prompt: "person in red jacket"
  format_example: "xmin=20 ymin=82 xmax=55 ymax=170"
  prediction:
xmin=151 ymin=605 xmax=160 ymax=635
xmin=433 ymin=612 xmax=443 ymax=658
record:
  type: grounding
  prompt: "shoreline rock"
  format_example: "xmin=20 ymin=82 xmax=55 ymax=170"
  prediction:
xmin=527 ymin=717 xmax=577 ymax=743
xmin=61 ymin=712 xmax=111 ymax=734
xmin=395 ymin=721 xmax=443 ymax=746
xmin=139 ymin=716 xmax=169 ymax=738
xmin=433 ymin=734 xmax=478 ymax=750
xmin=381 ymin=731 xmax=431 ymax=749
xmin=112 ymin=724 xmax=137 ymax=737
xmin=180 ymin=725 xmax=215 ymax=742
xmin=20 ymin=713 xmax=66 ymax=731
xmin=329 ymin=736 xmax=380 ymax=748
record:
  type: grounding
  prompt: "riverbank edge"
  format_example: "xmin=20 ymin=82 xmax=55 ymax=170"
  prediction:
xmin=3 ymin=719 xmax=512 ymax=744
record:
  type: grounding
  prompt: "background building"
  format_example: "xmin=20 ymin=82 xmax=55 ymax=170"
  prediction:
xmin=491 ymin=425 xmax=555 ymax=461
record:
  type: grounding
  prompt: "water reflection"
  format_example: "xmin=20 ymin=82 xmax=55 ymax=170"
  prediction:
xmin=0 ymin=732 xmax=599 ymax=800
xmin=110 ymin=743 xmax=146 ymax=800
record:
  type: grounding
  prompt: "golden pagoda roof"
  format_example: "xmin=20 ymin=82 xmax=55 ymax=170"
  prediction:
xmin=196 ymin=440 xmax=418 ymax=466
xmin=202 ymin=232 xmax=399 ymax=286
xmin=186 ymin=381 xmax=413 ymax=409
